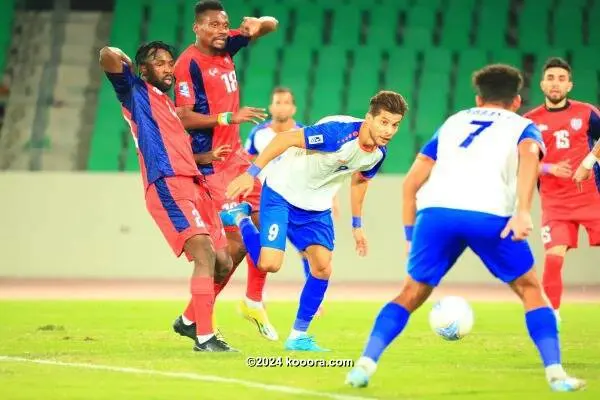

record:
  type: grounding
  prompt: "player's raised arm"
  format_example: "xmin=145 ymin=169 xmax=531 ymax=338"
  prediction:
xmin=238 ymin=16 xmax=278 ymax=40
xmin=99 ymin=46 xmax=133 ymax=73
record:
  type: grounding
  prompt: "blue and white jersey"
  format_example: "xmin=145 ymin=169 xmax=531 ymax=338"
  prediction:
xmin=244 ymin=120 xmax=304 ymax=182
xmin=417 ymin=107 xmax=545 ymax=217
xmin=265 ymin=115 xmax=386 ymax=211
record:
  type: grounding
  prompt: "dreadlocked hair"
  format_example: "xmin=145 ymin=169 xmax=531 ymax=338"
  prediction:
xmin=134 ymin=41 xmax=175 ymax=68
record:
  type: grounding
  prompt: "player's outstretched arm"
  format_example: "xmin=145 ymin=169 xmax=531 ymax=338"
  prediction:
xmin=99 ymin=46 xmax=132 ymax=73
xmin=176 ymin=106 xmax=267 ymax=130
xmin=225 ymin=129 xmax=305 ymax=199
xmin=239 ymin=16 xmax=278 ymax=39
xmin=402 ymin=154 xmax=435 ymax=248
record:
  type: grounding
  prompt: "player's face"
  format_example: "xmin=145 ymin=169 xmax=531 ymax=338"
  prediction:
xmin=141 ymin=49 xmax=175 ymax=92
xmin=367 ymin=110 xmax=403 ymax=146
xmin=541 ymin=67 xmax=572 ymax=105
xmin=269 ymin=92 xmax=296 ymax=123
xmin=194 ymin=10 xmax=230 ymax=51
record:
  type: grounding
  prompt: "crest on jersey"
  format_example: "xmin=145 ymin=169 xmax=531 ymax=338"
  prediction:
xmin=209 ymin=68 xmax=219 ymax=76
xmin=570 ymin=118 xmax=582 ymax=130
xmin=308 ymin=134 xmax=324 ymax=145
xmin=178 ymin=82 xmax=190 ymax=98
xmin=537 ymin=124 xmax=548 ymax=132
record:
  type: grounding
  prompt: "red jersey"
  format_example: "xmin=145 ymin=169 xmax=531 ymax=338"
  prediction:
xmin=174 ymin=30 xmax=250 ymax=175
xmin=524 ymin=100 xmax=600 ymax=219
xmin=106 ymin=63 xmax=200 ymax=190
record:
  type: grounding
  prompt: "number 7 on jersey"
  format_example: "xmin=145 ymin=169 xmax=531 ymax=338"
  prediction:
xmin=460 ymin=120 xmax=493 ymax=148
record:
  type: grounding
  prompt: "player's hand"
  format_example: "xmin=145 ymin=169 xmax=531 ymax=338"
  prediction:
xmin=573 ymin=164 xmax=592 ymax=192
xmin=226 ymin=172 xmax=255 ymax=199
xmin=352 ymin=228 xmax=368 ymax=257
xmin=550 ymin=160 xmax=573 ymax=178
xmin=500 ymin=211 xmax=533 ymax=241
xmin=240 ymin=17 xmax=262 ymax=37
xmin=211 ymin=144 xmax=232 ymax=161
xmin=232 ymin=107 xmax=268 ymax=125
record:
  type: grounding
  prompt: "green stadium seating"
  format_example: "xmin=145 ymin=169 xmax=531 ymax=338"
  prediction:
xmin=475 ymin=0 xmax=509 ymax=50
xmin=0 ymin=0 xmax=15 ymax=80
xmin=406 ymin=6 xmax=436 ymax=31
xmin=440 ymin=2 xmax=474 ymax=50
xmin=454 ymin=49 xmax=489 ymax=110
xmin=589 ymin=3 xmax=600 ymax=46
xmin=571 ymin=48 xmax=600 ymax=73
xmin=346 ymin=47 xmax=383 ymax=116
xmin=552 ymin=7 xmax=583 ymax=49
xmin=309 ymin=47 xmax=347 ymax=122
xmin=330 ymin=5 xmax=362 ymax=49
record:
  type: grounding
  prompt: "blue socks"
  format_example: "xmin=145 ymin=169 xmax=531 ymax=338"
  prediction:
xmin=526 ymin=307 xmax=561 ymax=367
xmin=238 ymin=217 xmax=261 ymax=267
xmin=302 ymin=257 xmax=310 ymax=278
xmin=293 ymin=275 xmax=328 ymax=332
xmin=362 ymin=302 xmax=410 ymax=362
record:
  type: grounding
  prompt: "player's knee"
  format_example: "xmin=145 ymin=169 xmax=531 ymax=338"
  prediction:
xmin=258 ymin=259 xmax=282 ymax=273
xmin=310 ymin=261 xmax=332 ymax=279
xmin=184 ymin=234 xmax=216 ymax=267
xmin=546 ymin=245 xmax=567 ymax=257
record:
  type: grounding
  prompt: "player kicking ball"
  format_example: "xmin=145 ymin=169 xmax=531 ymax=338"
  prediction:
xmin=100 ymin=42 xmax=236 ymax=352
xmin=222 ymin=91 xmax=408 ymax=351
xmin=345 ymin=65 xmax=585 ymax=391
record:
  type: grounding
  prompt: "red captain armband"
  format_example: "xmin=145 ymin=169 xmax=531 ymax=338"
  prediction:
xmin=404 ymin=226 xmax=414 ymax=241
xmin=247 ymin=163 xmax=261 ymax=177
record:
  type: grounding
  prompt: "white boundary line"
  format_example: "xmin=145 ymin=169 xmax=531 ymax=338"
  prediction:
xmin=0 ymin=356 xmax=378 ymax=400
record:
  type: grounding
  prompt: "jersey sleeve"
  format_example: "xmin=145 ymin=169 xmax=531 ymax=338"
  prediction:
xmin=419 ymin=130 xmax=439 ymax=160
xmin=174 ymin=57 xmax=197 ymax=107
xmin=587 ymin=105 xmax=600 ymax=142
xmin=518 ymin=122 xmax=546 ymax=157
xmin=105 ymin=62 xmax=135 ymax=106
xmin=244 ymin=125 xmax=260 ymax=155
xmin=226 ymin=29 xmax=251 ymax=57
xmin=360 ymin=147 xmax=387 ymax=179
xmin=303 ymin=121 xmax=345 ymax=152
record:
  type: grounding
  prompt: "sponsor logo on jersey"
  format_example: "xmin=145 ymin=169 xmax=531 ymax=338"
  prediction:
xmin=178 ymin=82 xmax=190 ymax=98
xmin=308 ymin=134 xmax=324 ymax=145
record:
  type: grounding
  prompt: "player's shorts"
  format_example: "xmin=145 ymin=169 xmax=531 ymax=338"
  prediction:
xmin=540 ymin=215 xmax=600 ymax=250
xmin=259 ymin=183 xmax=334 ymax=252
xmin=146 ymin=176 xmax=228 ymax=261
xmin=408 ymin=207 xmax=534 ymax=287
xmin=205 ymin=156 xmax=262 ymax=232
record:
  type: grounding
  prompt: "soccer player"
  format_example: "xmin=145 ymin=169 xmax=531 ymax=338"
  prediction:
xmin=173 ymin=0 xmax=279 ymax=341
xmin=100 ymin=42 xmax=235 ymax=352
xmin=524 ymin=57 xmax=600 ymax=323
xmin=223 ymin=91 xmax=408 ymax=351
xmin=344 ymin=65 xmax=585 ymax=392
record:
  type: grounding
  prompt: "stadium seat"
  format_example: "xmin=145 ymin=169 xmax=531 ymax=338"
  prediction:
xmin=385 ymin=48 xmax=417 ymax=107
xmin=384 ymin=127 xmax=416 ymax=174
xmin=309 ymin=47 xmax=348 ymax=122
xmin=415 ymin=72 xmax=450 ymax=140
xmin=454 ymin=49 xmax=489 ymax=110
xmin=517 ymin=1 xmax=550 ymax=52
xmin=475 ymin=0 xmax=509 ymax=50
xmin=440 ymin=1 xmax=474 ymax=50
xmin=588 ymin=2 xmax=600 ymax=46
xmin=147 ymin=1 xmax=178 ymax=45
xmin=569 ymin=70 xmax=599 ymax=104
xmin=346 ymin=47 xmax=383 ymax=117
xmin=489 ymin=48 xmax=522 ymax=69
xmin=406 ymin=6 xmax=437 ymax=31
xmin=402 ymin=26 xmax=434 ymax=49
xmin=422 ymin=48 xmax=452 ymax=74
xmin=365 ymin=5 xmax=400 ymax=49
xmin=330 ymin=4 xmax=363 ymax=49
xmin=551 ymin=6 xmax=583 ymax=49
xmin=570 ymin=48 xmax=600 ymax=73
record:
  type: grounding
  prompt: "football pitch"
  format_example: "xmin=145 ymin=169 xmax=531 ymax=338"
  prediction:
xmin=1 ymin=296 xmax=599 ymax=399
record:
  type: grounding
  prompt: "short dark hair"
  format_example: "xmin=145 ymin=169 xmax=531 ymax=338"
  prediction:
xmin=271 ymin=86 xmax=295 ymax=104
xmin=195 ymin=0 xmax=224 ymax=19
xmin=543 ymin=57 xmax=572 ymax=79
xmin=134 ymin=41 xmax=175 ymax=67
xmin=472 ymin=64 xmax=523 ymax=106
xmin=368 ymin=90 xmax=408 ymax=116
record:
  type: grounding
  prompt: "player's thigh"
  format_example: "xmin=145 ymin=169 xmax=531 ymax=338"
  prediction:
xmin=259 ymin=185 xmax=290 ymax=252
xmin=407 ymin=209 xmax=467 ymax=287
xmin=580 ymin=219 xmax=600 ymax=246
xmin=540 ymin=217 xmax=579 ymax=250
xmin=192 ymin=180 xmax=229 ymax=252
xmin=146 ymin=178 xmax=213 ymax=261
xmin=468 ymin=225 xmax=535 ymax=284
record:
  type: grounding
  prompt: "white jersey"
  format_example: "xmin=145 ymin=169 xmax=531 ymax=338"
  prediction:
xmin=416 ymin=107 xmax=544 ymax=217
xmin=265 ymin=115 xmax=386 ymax=211
xmin=244 ymin=120 xmax=304 ymax=183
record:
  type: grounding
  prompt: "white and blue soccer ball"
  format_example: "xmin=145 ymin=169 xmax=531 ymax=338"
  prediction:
xmin=429 ymin=296 xmax=474 ymax=341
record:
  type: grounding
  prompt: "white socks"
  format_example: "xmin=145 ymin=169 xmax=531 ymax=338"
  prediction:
xmin=289 ymin=329 xmax=306 ymax=339
xmin=196 ymin=334 xmax=214 ymax=344
xmin=245 ymin=297 xmax=264 ymax=309
xmin=546 ymin=364 xmax=567 ymax=382
xmin=356 ymin=357 xmax=378 ymax=377
xmin=181 ymin=315 xmax=194 ymax=326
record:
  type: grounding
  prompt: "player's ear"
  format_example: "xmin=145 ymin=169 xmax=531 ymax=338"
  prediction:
xmin=511 ymin=95 xmax=522 ymax=112
xmin=193 ymin=22 xmax=199 ymax=37
xmin=567 ymin=80 xmax=573 ymax=93
xmin=475 ymin=96 xmax=483 ymax=107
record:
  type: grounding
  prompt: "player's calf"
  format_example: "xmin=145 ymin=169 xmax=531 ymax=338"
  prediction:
xmin=508 ymin=268 xmax=584 ymax=391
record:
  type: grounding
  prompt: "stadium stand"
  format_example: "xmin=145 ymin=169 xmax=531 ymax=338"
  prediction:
xmin=0 ymin=0 xmax=597 ymax=173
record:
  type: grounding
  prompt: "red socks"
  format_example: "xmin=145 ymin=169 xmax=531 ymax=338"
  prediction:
xmin=214 ymin=265 xmax=237 ymax=297
xmin=190 ymin=276 xmax=215 ymax=335
xmin=245 ymin=254 xmax=266 ymax=302
xmin=542 ymin=254 xmax=564 ymax=310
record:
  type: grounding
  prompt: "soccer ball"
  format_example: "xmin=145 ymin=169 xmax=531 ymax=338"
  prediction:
xmin=429 ymin=296 xmax=474 ymax=341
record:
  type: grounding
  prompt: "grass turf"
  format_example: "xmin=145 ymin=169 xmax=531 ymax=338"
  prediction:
xmin=0 ymin=300 xmax=598 ymax=399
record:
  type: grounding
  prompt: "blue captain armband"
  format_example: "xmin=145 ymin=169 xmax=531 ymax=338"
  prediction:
xmin=404 ymin=225 xmax=414 ymax=241
xmin=247 ymin=163 xmax=262 ymax=177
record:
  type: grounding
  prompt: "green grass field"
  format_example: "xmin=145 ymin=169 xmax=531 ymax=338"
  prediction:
xmin=0 ymin=300 xmax=598 ymax=399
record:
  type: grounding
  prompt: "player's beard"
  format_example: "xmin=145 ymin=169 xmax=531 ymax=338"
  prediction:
xmin=545 ymin=93 xmax=567 ymax=105
xmin=148 ymin=74 xmax=173 ymax=93
xmin=273 ymin=116 xmax=289 ymax=123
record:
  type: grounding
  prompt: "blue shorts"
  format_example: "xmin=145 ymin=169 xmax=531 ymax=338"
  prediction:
xmin=259 ymin=183 xmax=334 ymax=252
xmin=408 ymin=208 xmax=535 ymax=286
